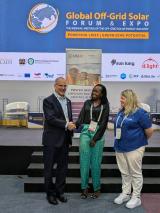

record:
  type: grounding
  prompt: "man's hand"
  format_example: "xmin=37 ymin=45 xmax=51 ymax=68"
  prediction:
xmin=67 ymin=122 xmax=76 ymax=131
xmin=90 ymin=140 xmax=96 ymax=147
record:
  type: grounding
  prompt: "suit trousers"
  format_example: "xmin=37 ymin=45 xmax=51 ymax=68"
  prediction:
xmin=80 ymin=124 xmax=105 ymax=192
xmin=116 ymin=146 xmax=145 ymax=197
xmin=43 ymin=142 xmax=69 ymax=196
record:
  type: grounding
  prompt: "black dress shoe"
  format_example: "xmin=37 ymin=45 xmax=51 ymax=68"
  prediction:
xmin=57 ymin=195 xmax=67 ymax=203
xmin=47 ymin=195 xmax=58 ymax=205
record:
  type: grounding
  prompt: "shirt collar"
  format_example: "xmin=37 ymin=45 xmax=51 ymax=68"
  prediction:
xmin=55 ymin=92 xmax=66 ymax=100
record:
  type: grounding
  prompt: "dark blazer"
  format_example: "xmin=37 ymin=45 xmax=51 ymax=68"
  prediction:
xmin=42 ymin=93 xmax=73 ymax=147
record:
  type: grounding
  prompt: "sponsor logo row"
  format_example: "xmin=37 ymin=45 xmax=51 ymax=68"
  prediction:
xmin=0 ymin=72 xmax=159 ymax=80
xmin=0 ymin=58 xmax=59 ymax=65
xmin=0 ymin=73 xmax=64 ymax=79
xmin=110 ymin=58 xmax=160 ymax=69
xmin=1 ymin=57 xmax=160 ymax=70
xmin=105 ymin=73 xmax=160 ymax=80
xmin=19 ymin=58 xmax=59 ymax=65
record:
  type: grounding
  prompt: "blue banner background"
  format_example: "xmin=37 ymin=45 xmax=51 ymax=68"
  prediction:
xmin=0 ymin=0 xmax=159 ymax=53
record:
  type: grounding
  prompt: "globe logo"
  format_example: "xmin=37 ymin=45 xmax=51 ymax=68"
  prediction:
xmin=27 ymin=3 xmax=59 ymax=33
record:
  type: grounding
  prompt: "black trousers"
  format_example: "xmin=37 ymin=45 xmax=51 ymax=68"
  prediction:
xmin=43 ymin=142 xmax=69 ymax=196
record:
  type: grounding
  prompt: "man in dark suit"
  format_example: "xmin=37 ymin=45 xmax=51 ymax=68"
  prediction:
xmin=42 ymin=77 xmax=75 ymax=205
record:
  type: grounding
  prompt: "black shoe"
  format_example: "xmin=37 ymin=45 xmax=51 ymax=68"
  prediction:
xmin=80 ymin=189 xmax=88 ymax=199
xmin=57 ymin=195 xmax=67 ymax=203
xmin=47 ymin=195 xmax=58 ymax=205
xmin=90 ymin=190 xmax=101 ymax=199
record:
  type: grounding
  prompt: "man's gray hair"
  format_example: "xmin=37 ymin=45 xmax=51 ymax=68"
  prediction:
xmin=54 ymin=77 xmax=66 ymax=85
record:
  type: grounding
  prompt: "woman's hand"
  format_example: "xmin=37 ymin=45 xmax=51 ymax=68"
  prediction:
xmin=90 ymin=140 xmax=96 ymax=147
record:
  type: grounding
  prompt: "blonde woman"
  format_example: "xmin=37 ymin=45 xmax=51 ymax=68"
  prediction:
xmin=114 ymin=89 xmax=153 ymax=209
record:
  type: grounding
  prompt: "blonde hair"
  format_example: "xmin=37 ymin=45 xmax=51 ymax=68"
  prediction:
xmin=121 ymin=89 xmax=140 ymax=115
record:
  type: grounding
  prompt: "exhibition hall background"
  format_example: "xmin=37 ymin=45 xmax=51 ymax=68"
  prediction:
xmin=0 ymin=82 xmax=160 ymax=113
xmin=1 ymin=0 xmax=160 ymax=112
xmin=0 ymin=0 xmax=160 ymax=175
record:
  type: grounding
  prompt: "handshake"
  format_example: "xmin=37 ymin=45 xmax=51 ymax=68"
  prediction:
xmin=67 ymin=122 xmax=76 ymax=131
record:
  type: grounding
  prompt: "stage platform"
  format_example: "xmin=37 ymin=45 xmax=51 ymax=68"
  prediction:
xmin=0 ymin=127 xmax=159 ymax=147
xmin=0 ymin=127 xmax=159 ymax=175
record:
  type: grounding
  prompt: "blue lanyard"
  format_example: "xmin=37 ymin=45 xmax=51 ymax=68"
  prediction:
xmin=116 ymin=115 xmax=127 ymax=128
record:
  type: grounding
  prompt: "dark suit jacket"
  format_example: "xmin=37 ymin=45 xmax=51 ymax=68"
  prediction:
xmin=42 ymin=93 xmax=73 ymax=147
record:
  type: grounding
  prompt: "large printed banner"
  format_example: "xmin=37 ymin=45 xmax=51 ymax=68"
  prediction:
xmin=0 ymin=0 xmax=160 ymax=81
xmin=66 ymin=49 xmax=101 ymax=121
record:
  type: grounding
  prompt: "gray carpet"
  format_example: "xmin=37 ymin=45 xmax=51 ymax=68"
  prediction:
xmin=0 ymin=175 xmax=147 ymax=213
